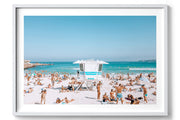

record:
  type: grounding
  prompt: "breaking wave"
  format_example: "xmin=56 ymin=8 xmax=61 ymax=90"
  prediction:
xmin=72 ymin=68 xmax=80 ymax=70
xmin=129 ymin=68 xmax=156 ymax=70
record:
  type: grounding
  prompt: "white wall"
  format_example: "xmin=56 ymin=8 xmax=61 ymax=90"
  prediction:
xmin=0 ymin=0 xmax=178 ymax=120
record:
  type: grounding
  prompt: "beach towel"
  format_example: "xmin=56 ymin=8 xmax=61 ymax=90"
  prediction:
xmin=101 ymin=101 xmax=116 ymax=104
xmin=61 ymin=102 xmax=66 ymax=104
xmin=101 ymin=101 xmax=108 ymax=104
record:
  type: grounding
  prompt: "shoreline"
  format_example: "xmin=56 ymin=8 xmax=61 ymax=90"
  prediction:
xmin=23 ymin=61 xmax=156 ymax=75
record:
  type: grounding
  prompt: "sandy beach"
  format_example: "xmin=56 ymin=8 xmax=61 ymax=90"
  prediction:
xmin=24 ymin=72 xmax=156 ymax=105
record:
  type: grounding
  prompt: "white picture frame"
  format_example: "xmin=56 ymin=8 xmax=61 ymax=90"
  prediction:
xmin=13 ymin=4 xmax=168 ymax=116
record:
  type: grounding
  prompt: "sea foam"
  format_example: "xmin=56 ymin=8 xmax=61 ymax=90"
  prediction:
xmin=129 ymin=68 xmax=156 ymax=70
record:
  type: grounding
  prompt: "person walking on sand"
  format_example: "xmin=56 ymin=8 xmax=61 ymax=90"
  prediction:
xmin=41 ymin=89 xmax=47 ymax=104
xmin=115 ymin=84 xmax=124 ymax=104
xmin=141 ymin=85 xmax=148 ymax=103
xmin=97 ymin=81 xmax=101 ymax=100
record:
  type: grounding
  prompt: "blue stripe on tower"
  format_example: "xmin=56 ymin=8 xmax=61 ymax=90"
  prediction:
xmin=85 ymin=72 xmax=102 ymax=75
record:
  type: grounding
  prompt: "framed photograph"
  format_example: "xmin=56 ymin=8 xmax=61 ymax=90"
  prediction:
xmin=13 ymin=4 xmax=168 ymax=116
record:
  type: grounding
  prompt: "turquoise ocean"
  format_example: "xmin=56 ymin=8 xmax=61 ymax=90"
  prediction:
xmin=25 ymin=61 xmax=156 ymax=75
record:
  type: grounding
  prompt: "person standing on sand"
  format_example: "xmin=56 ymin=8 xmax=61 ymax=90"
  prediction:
xmin=41 ymin=89 xmax=47 ymax=104
xmin=25 ymin=73 xmax=28 ymax=78
xmin=141 ymin=85 xmax=148 ymax=103
xmin=127 ymin=73 xmax=130 ymax=79
xmin=97 ymin=81 xmax=101 ymax=100
xmin=115 ymin=84 xmax=124 ymax=104
xmin=140 ymin=73 xmax=142 ymax=78
xmin=51 ymin=74 xmax=55 ymax=87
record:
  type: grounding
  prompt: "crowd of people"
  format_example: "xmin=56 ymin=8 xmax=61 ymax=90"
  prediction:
xmin=98 ymin=82 xmax=148 ymax=104
xmin=24 ymin=70 xmax=156 ymax=104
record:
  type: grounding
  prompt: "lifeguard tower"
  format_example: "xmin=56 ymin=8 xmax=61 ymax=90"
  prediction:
xmin=73 ymin=59 xmax=108 ymax=81
xmin=73 ymin=59 xmax=108 ymax=91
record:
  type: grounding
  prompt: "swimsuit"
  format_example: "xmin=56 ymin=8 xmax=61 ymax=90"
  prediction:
xmin=125 ymin=98 xmax=131 ymax=101
xmin=117 ymin=93 xmax=123 ymax=99
xmin=130 ymin=99 xmax=134 ymax=104
xmin=145 ymin=94 xmax=148 ymax=96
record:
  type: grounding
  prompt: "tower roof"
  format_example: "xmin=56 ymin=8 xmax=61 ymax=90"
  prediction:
xmin=73 ymin=59 xmax=108 ymax=64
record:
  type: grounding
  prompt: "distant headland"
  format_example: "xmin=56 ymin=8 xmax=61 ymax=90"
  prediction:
xmin=24 ymin=60 xmax=53 ymax=69
xmin=138 ymin=59 xmax=156 ymax=62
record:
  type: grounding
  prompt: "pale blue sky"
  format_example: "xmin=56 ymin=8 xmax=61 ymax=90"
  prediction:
xmin=24 ymin=16 xmax=156 ymax=62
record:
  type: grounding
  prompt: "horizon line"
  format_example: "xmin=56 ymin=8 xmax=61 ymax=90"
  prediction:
xmin=28 ymin=60 xmax=156 ymax=62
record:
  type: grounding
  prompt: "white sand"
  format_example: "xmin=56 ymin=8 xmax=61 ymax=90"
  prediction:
xmin=24 ymin=74 xmax=156 ymax=104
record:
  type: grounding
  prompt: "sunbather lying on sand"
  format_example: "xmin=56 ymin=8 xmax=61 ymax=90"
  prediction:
xmin=152 ymin=91 xmax=156 ymax=96
xmin=71 ymin=77 xmax=76 ymax=80
xmin=56 ymin=80 xmax=62 ymax=84
xmin=67 ymin=85 xmax=74 ymax=91
xmin=25 ymin=73 xmax=28 ymax=78
xmin=117 ymin=75 xmax=122 ymax=80
xmin=126 ymin=80 xmax=134 ymax=86
xmin=150 ymin=78 xmax=156 ymax=83
xmin=103 ymin=93 xmax=109 ymax=102
xmin=56 ymin=97 xmax=64 ymax=104
xmin=24 ymin=88 xmax=33 ymax=94
xmin=112 ymin=82 xmax=119 ymax=88
xmin=134 ymin=80 xmax=141 ymax=85
xmin=69 ymin=79 xmax=78 ymax=84
xmin=129 ymin=88 xmax=139 ymax=92
xmin=125 ymin=94 xmax=134 ymax=101
xmin=148 ymin=72 xmax=155 ymax=78
xmin=109 ymin=81 xmax=114 ymax=85
xmin=135 ymin=76 xmax=139 ymax=81
xmin=61 ymin=85 xmax=67 ymax=92
xmin=60 ymin=85 xmax=72 ymax=92
xmin=64 ymin=97 xmax=74 ymax=104
xmin=131 ymin=98 xmax=140 ymax=104
xmin=37 ymin=80 xmax=43 ymax=85
xmin=63 ymin=74 xmax=69 ymax=80
xmin=47 ymin=84 xmax=51 ymax=88
xmin=37 ymin=73 xmax=42 ymax=78
xmin=125 ymin=94 xmax=142 ymax=104
xmin=148 ymin=85 xmax=155 ymax=89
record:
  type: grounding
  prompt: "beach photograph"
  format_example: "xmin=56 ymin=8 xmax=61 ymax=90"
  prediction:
xmin=24 ymin=16 xmax=157 ymax=105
